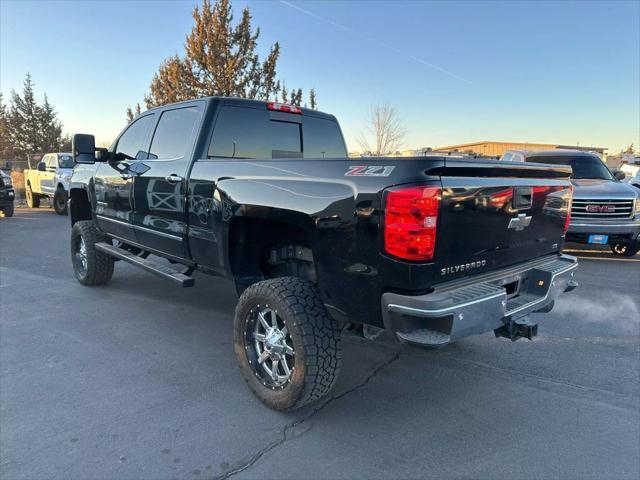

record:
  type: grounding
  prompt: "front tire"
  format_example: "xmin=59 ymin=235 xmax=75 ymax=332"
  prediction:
xmin=26 ymin=184 xmax=40 ymax=208
xmin=53 ymin=188 xmax=68 ymax=215
xmin=234 ymin=277 xmax=342 ymax=411
xmin=71 ymin=220 xmax=115 ymax=285
xmin=611 ymin=242 xmax=640 ymax=257
xmin=1 ymin=204 xmax=14 ymax=217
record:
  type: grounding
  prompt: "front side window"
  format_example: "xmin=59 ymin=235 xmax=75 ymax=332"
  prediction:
xmin=148 ymin=106 xmax=200 ymax=160
xmin=209 ymin=107 xmax=301 ymax=159
xmin=115 ymin=114 xmax=155 ymax=160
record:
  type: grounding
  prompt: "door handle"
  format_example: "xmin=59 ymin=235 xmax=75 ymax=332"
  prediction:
xmin=165 ymin=174 xmax=183 ymax=184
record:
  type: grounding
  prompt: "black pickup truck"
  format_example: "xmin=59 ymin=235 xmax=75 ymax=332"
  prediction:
xmin=69 ymin=97 xmax=578 ymax=410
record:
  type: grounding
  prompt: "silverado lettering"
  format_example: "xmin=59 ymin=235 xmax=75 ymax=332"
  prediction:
xmin=440 ymin=260 xmax=488 ymax=276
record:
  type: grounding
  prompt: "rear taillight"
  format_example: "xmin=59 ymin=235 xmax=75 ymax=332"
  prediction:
xmin=266 ymin=102 xmax=301 ymax=114
xmin=563 ymin=185 xmax=573 ymax=235
xmin=384 ymin=185 xmax=441 ymax=261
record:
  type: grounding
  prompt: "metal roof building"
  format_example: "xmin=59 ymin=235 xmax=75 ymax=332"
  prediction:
xmin=435 ymin=141 xmax=606 ymax=157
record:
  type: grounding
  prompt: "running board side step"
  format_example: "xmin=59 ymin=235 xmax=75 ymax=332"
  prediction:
xmin=95 ymin=242 xmax=195 ymax=287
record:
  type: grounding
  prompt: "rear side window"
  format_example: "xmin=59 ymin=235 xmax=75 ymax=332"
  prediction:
xmin=148 ymin=106 xmax=200 ymax=160
xmin=302 ymin=116 xmax=347 ymax=159
xmin=209 ymin=107 xmax=301 ymax=159
xmin=115 ymin=114 xmax=155 ymax=160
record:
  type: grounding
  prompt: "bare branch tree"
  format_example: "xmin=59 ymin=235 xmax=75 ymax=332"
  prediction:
xmin=357 ymin=103 xmax=405 ymax=156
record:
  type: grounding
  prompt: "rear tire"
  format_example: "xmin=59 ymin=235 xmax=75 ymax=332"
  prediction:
xmin=71 ymin=220 xmax=114 ymax=286
xmin=611 ymin=242 xmax=640 ymax=257
xmin=234 ymin=277 xmax=341 ymax=411
xmin=26 ymin=184 xmax=40 ymax=208
xmin=53 ymin=188 xmax=68 ymax=215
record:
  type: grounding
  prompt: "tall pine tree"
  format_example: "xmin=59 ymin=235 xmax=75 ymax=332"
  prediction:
xmin=0 ymin=93 xmax=9 ymax=159
xmin=6 ymin=73 xmax=70 ymax=158
xmin=141 ymin=0 xmax=318 ymax=110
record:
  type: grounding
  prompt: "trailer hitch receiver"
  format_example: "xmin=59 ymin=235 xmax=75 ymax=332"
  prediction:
xmin=494 ymin=316 xmax=538 ymax=341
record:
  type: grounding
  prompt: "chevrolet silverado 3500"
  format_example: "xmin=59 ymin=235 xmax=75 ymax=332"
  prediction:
xmin=68 ymin=97 xmax=578 ymax=410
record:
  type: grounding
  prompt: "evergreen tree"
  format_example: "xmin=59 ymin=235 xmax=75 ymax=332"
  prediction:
xmin=8 ymin=73 xmax=41 ymax=156
xmin=0 ymin=93 xmax=9 ymax=159
xmin=126 ymin=105 xmax=134 ymax=123
xmin=290 ymin=88 xmax=303 ymax=107
xmin=280 ymin=82 xmax=289 ymax=103
xmin=39 ymin=94 xmax=65 ymax=152
xmin=6 ymin=73 xmax=70 ymax=158
xmin=309 ymin=88 xmax=317 ymax=110
xmin=143 ymin=0 xmax=311 ymax=108
xmin=125 ymin=103 xmax=143 ymax=124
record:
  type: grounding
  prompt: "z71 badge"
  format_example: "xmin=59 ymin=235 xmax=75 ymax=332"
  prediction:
xmin=345 ymin=166 xmax=395 ymax=177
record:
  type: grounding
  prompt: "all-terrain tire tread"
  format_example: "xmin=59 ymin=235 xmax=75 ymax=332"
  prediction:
xmin=236 ymin=277 xmax=341 ymax=410
xmin=72 ymin=220 xmax=114 ymax=286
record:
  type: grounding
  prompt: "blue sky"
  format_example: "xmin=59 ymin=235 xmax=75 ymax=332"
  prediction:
xmin=1 ymin=0 xmax=639 ymax=152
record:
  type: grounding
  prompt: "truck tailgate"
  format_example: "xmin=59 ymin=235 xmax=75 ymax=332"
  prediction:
xmin=433 ymin=159 xmax=572 ymax=282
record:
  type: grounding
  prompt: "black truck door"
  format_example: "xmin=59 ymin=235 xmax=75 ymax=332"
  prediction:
xmin=131 ymin=103 xmax=203 ymax=260
xmin=94 ymin=113 xmax=155 ymax=242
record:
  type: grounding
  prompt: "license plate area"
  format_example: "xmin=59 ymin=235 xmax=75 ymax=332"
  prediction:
xmin=588 ymin=234 xmax=608 ymax=245
xmin=494 ymin=274 xmax=522 ymax=298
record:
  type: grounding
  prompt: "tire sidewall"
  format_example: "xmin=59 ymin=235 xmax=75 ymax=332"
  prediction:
xmin=234 ymin=289 xmax=307 ymax=411
xmin=2 ymin=204 xmax=14 ymax=217
xmin=71 ymin=223 xmax=89 ymax=283
xmin=26 ymin=184 xmax=34 ymax=208
xmin=54 ymin=189 xmax=68 ymax=215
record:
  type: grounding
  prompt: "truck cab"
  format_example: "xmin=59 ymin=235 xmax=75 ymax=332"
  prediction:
xmin=24 ymin=152 xmax=74 ymax=215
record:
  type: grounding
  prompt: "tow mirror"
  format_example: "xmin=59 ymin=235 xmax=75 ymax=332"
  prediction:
xmin=613 ymin=170 xmax=626 ymax=181
xmin=37 ymin=162 xmax=46 ymax=172
xmin=72 ymin=133 xmax=101 ymax=164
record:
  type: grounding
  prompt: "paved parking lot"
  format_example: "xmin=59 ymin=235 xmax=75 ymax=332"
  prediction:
xmin=1 ymin=207 xmax=639 ymax=480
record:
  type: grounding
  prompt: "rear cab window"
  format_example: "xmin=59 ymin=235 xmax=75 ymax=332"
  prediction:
xmin=208 ymin=105 xmax=346 ymax=159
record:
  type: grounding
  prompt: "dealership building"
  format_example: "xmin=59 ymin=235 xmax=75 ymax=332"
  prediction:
xmin=435 ymin=141 xmax=606 ymax=158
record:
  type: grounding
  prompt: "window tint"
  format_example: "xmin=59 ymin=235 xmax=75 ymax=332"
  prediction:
xmin=526 ymin=155 xmax=613 ymax=180
xmin=209 ymin=107 xmax=301 ymax=159
xmin=302 ymin=116 xmax=346 ymax=158
xmin=115 ymin=114 xmax=155 ymax=160
xmin=58 ymin=155 xmax=74 ymax=168
xmin=148 ymin=106 xmax=200 ymax=160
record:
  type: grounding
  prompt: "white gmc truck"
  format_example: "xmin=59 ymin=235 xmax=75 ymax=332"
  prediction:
xmin=24 ymin=152 xmax=74 ymax=215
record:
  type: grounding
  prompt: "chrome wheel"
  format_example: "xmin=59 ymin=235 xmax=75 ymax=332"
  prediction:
xmin=74 ymin=236 xmax=88 ymax=275
xmin=246 ymin=306 xmax=295 ymax=388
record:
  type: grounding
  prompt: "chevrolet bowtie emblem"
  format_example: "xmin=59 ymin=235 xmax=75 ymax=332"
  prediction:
xmin=508 ymin=213 xmax=532 ymax=231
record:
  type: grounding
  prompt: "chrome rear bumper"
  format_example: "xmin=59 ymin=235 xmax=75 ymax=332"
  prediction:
xmin=381 ymin=254 xmax=578 ymax=347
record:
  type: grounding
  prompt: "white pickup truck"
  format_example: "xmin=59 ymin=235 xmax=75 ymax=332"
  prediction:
xmin=24 ymin=152 xmax=74 ymax=215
